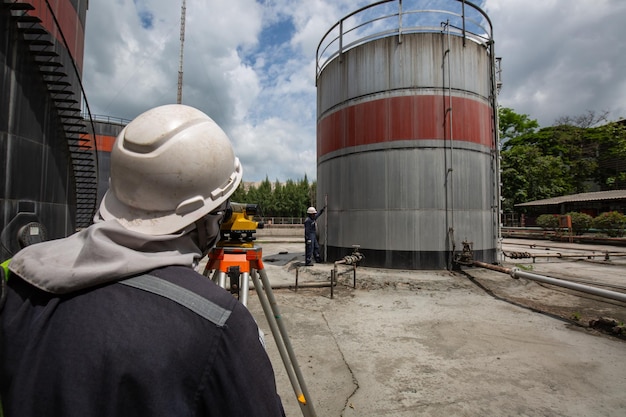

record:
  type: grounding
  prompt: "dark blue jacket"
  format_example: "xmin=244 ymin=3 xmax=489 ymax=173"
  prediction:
xmin=304 ymin=207 xmax=325 ymax=239
xmin=1 ymin=265 xmax=285 ymax=417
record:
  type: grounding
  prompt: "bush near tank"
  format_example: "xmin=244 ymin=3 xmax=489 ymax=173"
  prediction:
xmin=591 ymin=211 xmax=626 ymax=237
xmin=536 ymin=211 xmax=626 ymax=237
xmin=536 ymin=214 xmax=560 ymax=231
xmin=566 ymin=212 xmax=593 ymax=235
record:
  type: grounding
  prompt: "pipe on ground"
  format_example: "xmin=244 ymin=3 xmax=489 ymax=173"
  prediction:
xmin=245 ymin=281 xmax=332 ymax=290
xmin=471 ymin=261 xmax=626 ymax=304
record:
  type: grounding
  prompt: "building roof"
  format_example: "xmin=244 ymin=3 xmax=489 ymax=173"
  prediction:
xmin=516 ymin=190 xmax=626 ymax=207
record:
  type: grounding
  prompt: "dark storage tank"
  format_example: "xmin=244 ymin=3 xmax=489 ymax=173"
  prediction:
xmin=316 ymin=0 xmax=500 ymax=269
xmin=82 ymin=116 xmax=128 ymax=207
xmin=0 ymin=0 xmax=96 ymax=260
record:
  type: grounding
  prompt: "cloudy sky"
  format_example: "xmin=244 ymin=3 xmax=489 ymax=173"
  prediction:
xmin=82 ymin=0 xmax=626 ymax=182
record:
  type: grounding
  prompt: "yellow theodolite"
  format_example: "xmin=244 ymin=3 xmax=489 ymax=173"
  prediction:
xmin=218 ymin=202 xmax=264 ymax=247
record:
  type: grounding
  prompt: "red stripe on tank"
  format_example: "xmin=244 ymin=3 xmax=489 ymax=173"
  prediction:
xmin=317 ymin=95 xmax=495 ymax=157
xmin=79 ymin=134 xmax=116 ymax=152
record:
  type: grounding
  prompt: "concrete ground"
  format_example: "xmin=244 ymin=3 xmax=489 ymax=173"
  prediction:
xmin=201 ymin=235 xmax=626 ymax=417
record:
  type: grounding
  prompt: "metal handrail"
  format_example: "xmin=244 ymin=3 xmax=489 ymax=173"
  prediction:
xmin=315 ymin=0 xmax=493 ymax=82
xmin=81 ymin=113 xmax=131 ymax=126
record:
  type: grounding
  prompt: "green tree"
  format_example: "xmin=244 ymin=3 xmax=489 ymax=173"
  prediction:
xmin=282 ymin=179 xmax=302 ymax=217
xmin=500 ymin=110 xmax=626 ymax=207
xmin=498 ymin=107 xmax=539 ymax=143
xmin=230 ymin=182 xmax=248 ymax=202
xmin=543 ymin=124 xmax=598 ymax=193
xmin=298 ymin=175 xmax=311 ymax=217
xmin=554 ymin=110 xmax=609 ymax=129
xmin=228 ymin=175 xmax=317 ymax=218
xmin=245 ymin=183 xmax=260 ymax=207
xmin=256 ymin=176 xmax=273 ymax=215
xmin=597 ymin=119 xmax=626 ymax=189
xmin=500 ymin=144 xmax=572 ymax=212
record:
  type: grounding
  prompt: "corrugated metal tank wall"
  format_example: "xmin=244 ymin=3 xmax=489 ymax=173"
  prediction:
xmin=316 ymin=2 xmax=499 ymax=269
xmin=0 ymin=0 xmax=92 ymax=261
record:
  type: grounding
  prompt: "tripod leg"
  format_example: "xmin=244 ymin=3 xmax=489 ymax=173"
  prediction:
xmin=251 ymin=268 xmax=317 ymax=417
xmin=215 ymin=270 xmax=227 ymax=289
xmin=240 ymin=272 xmax=250 ymax=306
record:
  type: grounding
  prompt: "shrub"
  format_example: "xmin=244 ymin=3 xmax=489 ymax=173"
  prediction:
xmin=592 ymin=211 xmax=626 ymax=237
xmin=536 ymin=214 xmax=559 ymax=230
xmin=566 ymin=212 xmax=593 ymax=235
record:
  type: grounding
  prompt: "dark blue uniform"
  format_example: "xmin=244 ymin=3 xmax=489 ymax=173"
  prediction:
xmin=1 ymin=265 xmax=285 ymax=417
xmin=304 ymin=207 xmax=325 ymax=265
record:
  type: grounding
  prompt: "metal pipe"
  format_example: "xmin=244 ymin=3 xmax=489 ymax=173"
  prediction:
xmin=238 ymin=281 xmax=333 ymax=291
xmin=334 ymin=255 xmax=363 ymax=265
xmin=504 ymin=252 xmax=626 ymax=261
xmin=513 ymin=268 xmax=626 ymax=303
xmin=398 ymin=0 xmax=403 ymax=44
xmin=471 ymin=261 xmax=626 ymax=303
xmin=472 ymin=261 xmax=509 ymax=274
xmin=332 ymin=247 xmax=364 ymax=290
xmin=461 ymin=0 xmax=466 ymax=46
xmin=324 ymin=194 xmax=328 ymax=263
xmin=271 ymin=282 xmax=333 ymax=290
xmin=334 ymin=250 xmax=364 ymax=266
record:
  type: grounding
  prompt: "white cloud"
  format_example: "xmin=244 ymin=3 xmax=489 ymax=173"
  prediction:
xmin=484 ymin=0 xmax=626 ymax=125
xmin=83 ymin=0 xmax=626 ymax=183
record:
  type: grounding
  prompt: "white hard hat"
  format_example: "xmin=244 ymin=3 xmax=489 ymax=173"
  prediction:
xmin=97 ymin=104 xmax=243 ymax=235
xmin=307 ymin=207 xmax=317 ymax=214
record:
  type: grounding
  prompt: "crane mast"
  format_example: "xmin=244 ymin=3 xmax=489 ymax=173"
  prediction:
xmin=177 ymin=0 xmax=186 ymax=104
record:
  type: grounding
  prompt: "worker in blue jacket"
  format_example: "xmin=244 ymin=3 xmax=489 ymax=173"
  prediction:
xmin=304 ymin=206 xmax=326 ymax=266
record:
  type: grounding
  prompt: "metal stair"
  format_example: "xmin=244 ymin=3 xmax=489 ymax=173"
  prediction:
xmin=2 ymin=0 xmax=98 ymax=229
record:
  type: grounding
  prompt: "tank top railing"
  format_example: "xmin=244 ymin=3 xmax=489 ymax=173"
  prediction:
xmin=316 ymin=0 xmax=493 ymax=82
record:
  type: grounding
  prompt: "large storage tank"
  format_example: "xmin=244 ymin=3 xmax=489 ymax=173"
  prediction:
xmin=316 ymin=0 xmax=500 ymax=269
xmin=0 ymin=0 xmax=96 ymax=260
xmin=82 ymin=117 xmax=128 ymax=207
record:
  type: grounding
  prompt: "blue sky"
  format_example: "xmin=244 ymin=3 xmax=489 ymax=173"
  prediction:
xmin=83 ymin=0 xmax=626 ymax=182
